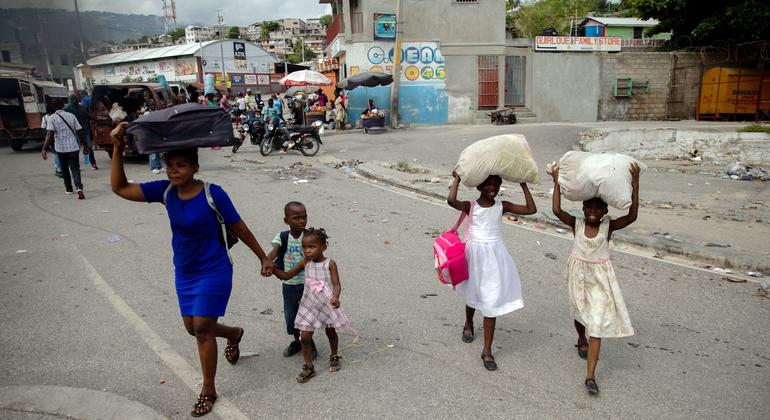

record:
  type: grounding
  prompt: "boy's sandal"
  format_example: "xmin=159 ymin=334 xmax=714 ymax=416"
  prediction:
xmin=481 ymin=354 xmax=497 ymax=371
xmin=224 ymin=328 xmax=244 ymax=365
xmin=191 ymin=393 xmax=217 ymax=417
xmin=462 ymin=326 xmax=474 ymax=343
xmin=329 ymin=354 xmax=342 ymax=372
xmin=585 ymin=378 xmax=599 ymax=395
xmin=575 ymin=343 xmax=588 ymax=360
xmin=297 ymin=364 xmax=316 ymax=383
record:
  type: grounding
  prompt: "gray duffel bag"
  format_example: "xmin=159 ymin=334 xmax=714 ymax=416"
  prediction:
xmin=127 ymin=103 xmax=236 ymax=154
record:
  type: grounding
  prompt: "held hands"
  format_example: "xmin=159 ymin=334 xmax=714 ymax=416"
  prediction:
xmin=630 ymin=162 xmax=641 ymax=185
xmin=260 ymin=258 xmax=275 ymax=277
xmin=111 ymin=122 xmax=129 ymax=150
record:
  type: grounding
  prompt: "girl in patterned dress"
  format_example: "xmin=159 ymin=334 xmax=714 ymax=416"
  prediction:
xmin=549 ymin=162 xmax=641 ymax=395
xmin=275 ymin=228 xmax=351 ymax=383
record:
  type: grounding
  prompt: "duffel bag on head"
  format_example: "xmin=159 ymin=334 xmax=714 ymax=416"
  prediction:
xmin=126 ymin=103 xmax=237 ymax=154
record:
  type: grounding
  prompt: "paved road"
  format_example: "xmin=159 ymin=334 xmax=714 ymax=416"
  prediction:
xmin=0 ymin=143 xmax=768 ymax=419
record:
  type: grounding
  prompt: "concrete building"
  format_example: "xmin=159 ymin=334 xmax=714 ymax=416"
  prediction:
xmin=321 ymin=0 xmax=513 ymax=125
xmin=80 ymin=40 xmax=280 ymax=95
xmin=581 ymin=17 xmax=670 ymax=48
xmin=185 ymin=26 xmax=213 ymax=43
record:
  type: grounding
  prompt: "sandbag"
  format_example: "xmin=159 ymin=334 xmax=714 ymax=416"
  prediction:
xmin=455 ymin=134 xmax=540 ymax=187
xmin=126 ymin=103 xmax=237 ymax=154
xmin=556 ymin=151 xmax=646 ymax=210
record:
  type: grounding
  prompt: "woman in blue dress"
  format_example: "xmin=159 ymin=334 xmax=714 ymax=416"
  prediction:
xmin=109 ymin=122 xmax=274 ymax=417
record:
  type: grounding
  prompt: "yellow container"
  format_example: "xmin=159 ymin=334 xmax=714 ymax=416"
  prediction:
xmin=698 ymin=67 xmax=770 ymax=119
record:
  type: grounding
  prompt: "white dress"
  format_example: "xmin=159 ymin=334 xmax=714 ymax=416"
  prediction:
xmin=567 ymin=217 xmax=634 ymax=338
xmin=456 ymin=200 xmax=523 ymax=317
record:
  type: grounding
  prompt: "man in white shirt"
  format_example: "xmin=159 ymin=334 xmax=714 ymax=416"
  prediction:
xmin=41 ymin=98 xmax=90 ymax=199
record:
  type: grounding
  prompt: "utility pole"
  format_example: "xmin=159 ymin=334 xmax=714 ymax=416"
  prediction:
xmin=37 ymin=13 xmax=53 ymax=80
xmin=217 ymin=10 xmax=226 ymax=82
xmin=73 ymin=0 xmax=87 ymax=71
xmin=390 ymin=0 xmax=402 ymax=128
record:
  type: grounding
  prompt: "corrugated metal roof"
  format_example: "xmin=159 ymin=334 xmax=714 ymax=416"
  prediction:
xmin=87 ymin=41 xmax=217 ymax=66
xmin=585 ymin=17 xmax=659 ymax=27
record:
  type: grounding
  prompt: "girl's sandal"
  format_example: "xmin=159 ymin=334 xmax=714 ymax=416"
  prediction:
xmin=329 ymin=354 xmax=342 ymax=372
xmin=585 ymin=378 xmax=599 ymax=395
xmin=462 ymin=325 xmax=474 ymax=343
xmin=296 ymin=364 xmax=316 ymax=383
xmin=191 ymin=393 xmax=217 ymax=417
xmin=224 ymin=328 xmax=244 ymax=365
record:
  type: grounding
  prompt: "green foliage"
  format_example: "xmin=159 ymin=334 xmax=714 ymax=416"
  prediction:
xmin=228 ymin=26 xmax=241 ymax=39
xmin=121 ymin=76 xmax=144 ymax=83
xmin=292 ymin=40 xmax=317 ymax=62
xmin=630 ymin=0 xmax=770 ymax=45
xmin=512 ymin=0 xmax=598 ymax=37
xmin=319 ymin=14 xmax=333 ymax=29
xmin=738 ymin=124 xmax=770 ymax=134
xmin=260 ymin=21 xmax=282 ymax=42
xmin=167 ymin=28 xmax=186 ymax=41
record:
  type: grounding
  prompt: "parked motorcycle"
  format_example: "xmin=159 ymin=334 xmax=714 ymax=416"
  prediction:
xmin=235 ymin=111 xmax=265 ymax=151
xmin=260 ymin=118 xmax=322 ymax=157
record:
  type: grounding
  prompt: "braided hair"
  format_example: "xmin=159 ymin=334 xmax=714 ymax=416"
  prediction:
xmin=304 ymin=227 xmax=329 ymax=246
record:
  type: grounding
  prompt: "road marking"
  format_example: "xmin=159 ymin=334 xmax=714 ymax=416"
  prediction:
xmin=352 ymin=176 xmax=759 ymax=281
xmin=79 ymin=253 xmax=250 ymax=420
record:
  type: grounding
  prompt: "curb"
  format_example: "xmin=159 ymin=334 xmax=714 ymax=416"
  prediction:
xmin=0 ymin=385 xmax=167 ymax=420
xmin=353 ymin=164 xmax=768 ymax=273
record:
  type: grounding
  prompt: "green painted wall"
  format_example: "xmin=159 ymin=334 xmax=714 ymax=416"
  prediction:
xmin=606 ymin=26 xmax=670 ymax=40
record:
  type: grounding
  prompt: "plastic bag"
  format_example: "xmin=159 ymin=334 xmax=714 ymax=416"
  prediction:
xmin=109 ymin=103 xmax=127 ymax=122
xmin=556 ymin=151 xmax=646 ymax=210
xmin=203 ymin=74 xmax=216 ymax=95
xmin=455 ymin=134 xmax=540 ymax=187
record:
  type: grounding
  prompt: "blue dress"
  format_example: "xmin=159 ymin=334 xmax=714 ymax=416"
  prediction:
xmin=141 ymin=180 xmax=241 ymax=317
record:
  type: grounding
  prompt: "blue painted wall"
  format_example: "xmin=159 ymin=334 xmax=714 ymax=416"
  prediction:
xmin=346 ymin=84 xmax=448 ymax=125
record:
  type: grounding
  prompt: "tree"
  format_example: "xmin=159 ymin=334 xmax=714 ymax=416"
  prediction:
xmin=319 ymin=14 xmax=332 ymax=29
xmin=512 ymin=0 xmax=598 ymax=37
xmin=260 ymin=21 xmax=281 ymax=42
xmin=291 ymin=40 xmax=317 ymax=63
xmin=228 ymin=26 xmax=241 ymax=39
xmin=630 ymin=0 xmax=770 ymax=45
xmin=167 ymin=28 xmax=186 ymax=42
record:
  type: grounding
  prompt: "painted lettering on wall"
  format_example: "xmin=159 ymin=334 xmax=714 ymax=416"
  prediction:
xmin=364 ymin=42 xmax=445 ymax=82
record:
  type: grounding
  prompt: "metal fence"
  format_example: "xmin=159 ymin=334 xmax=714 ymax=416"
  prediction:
xmin=504 ymin=56 xmax=526 ymax=107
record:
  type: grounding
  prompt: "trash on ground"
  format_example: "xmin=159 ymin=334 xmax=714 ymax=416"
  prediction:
xmin=746 ymin=271 xmax=765 ymax=278
xmin=98 ymin=210 xmax=110 ymax=213
xmin=555 ymin=228 xmax=567 ymax=234
xmin=759 ymin=280 xmax=770 ymax=290
xmin=711 ymin=267 xmax=732 ymax=274
xmin=159 ymin=380 xmax=165 ymax=384
xmin=544 ymin=253 xmax=558 ymax=260
xmin=723 ymin=277 xmax=747 ymax=283
xmin=293 ymin=179 xmax=309 ymax=184
xmin=386 ymin=344 xmax=395 ymax=348
xmin=419 ymin=293 xmax=438 ymax=298
xmin=259 ymin=308 xmax=273 ymax=315
xmin=383 ymin=240 xmax=390 ymax=245
xmin=107 ymin=235 xmax=121 ymax=244
xmin=16 ymin=250 xmax=28 ymax=254
xmin=725 ymin=162 xmax=770 ymax=181
xmin=706 ymin=243 xmax=731 ymax=248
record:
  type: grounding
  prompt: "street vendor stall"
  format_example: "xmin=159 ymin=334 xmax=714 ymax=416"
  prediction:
xmin=336 ymin=71 xmax=393 ymax=134
xmin=279 ymin=71 xmax=332 ymax=125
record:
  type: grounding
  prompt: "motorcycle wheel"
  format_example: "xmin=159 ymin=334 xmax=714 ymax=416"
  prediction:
xmin=299 ymin=135 xmax=320 ymax=157
xmin=259 ymin=138 xmax=274 ymax=156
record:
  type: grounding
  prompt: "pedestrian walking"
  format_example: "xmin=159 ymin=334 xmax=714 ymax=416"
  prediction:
xmin=109 ymin=122 xmax=274 ymax=417
xmin=334 ymin=89 xmax=346 ymax=131
xmin=266 ymin=202 xmax=318 ymax=359
xmin=63 ymin=94 xmax=98 ymax=170
xmin=447 ymin=172 xmax=536 ymax=370
xmin=549 ymin=163 xmax=640 ymax=395
xmin=41 ymin=98 xmax=90 ymax=199
xmin=274 ymin=228 xmax=352 ymax=383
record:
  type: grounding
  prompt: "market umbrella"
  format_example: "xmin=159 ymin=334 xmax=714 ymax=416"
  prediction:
xmin=279 ymin=70 xmax=332 ymax=87
xmin=285 ymin=85 xmax=322 ymax=96
xmin=336 ymin=71 xmax=393 ymax=90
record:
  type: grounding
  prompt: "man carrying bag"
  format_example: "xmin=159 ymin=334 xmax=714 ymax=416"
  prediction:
xmin=41 ymin=98 xmax=91 ymax=200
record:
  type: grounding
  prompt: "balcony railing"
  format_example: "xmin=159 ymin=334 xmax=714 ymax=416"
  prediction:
xmin=326 ymin=13 xmax=344 ymax=45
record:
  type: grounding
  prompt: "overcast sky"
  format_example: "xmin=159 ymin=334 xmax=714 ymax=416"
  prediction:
xmin=2 ymin=0 xmax=332 ymax=26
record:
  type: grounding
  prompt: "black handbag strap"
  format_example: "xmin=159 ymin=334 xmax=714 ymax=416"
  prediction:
xmin=55 ymin=112 xmax=79 ymax=140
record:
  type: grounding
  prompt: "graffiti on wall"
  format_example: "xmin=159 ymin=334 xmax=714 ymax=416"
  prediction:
xmin=357 ymin=42 xmax=445 ymax=83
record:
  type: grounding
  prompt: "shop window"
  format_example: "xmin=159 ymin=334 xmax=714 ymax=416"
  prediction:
xmin=1 ymin=50 xmax=10 ymax=63
xmin=633 ymin=27 xmax=643 ymax=39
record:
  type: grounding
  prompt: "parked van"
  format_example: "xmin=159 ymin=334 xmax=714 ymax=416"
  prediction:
xmin=89 ymin=83 xmax=172 ymax=157
xmin=0 ymin=72 xmax=68 ymax=151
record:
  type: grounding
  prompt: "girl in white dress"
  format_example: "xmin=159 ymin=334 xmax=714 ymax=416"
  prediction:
xmin=549 ymin=163 xmax=640 ymax=395
xmin=448 ymin=172 xmax=536 ymax=370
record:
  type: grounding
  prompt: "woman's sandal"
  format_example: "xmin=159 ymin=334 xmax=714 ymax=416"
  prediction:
xmin=585 ymin=378 xmax=599 ymax=395
xmin=462 ymin=325 xmax=474 ymax=343
xmin=191 ymin=393 xmax=217 ymax=417
xmin=329 ymin=354 xmax=342 ymax=372
xmin=224 ymin=328 xmax=244 ymax=365
xmin=481 ymin=353 xmax=497 ymax=371
xmin=297 ymin=364 xmax=316 ymax=383
xmin=575 ymin=342 xmax=588 ymax=360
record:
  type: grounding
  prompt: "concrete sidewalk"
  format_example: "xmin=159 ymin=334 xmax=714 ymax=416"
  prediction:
xmin=317 ymin=121 xmax=770 ymax=274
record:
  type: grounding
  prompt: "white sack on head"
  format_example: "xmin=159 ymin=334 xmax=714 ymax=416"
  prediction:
xmin=557 ymin=151 xmax=646 ymax=210
xmin=454 ymin=134 xmax=540 ymax=188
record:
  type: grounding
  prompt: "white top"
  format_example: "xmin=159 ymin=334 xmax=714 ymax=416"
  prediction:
xmin=469 ymin=200 xmax=503 ymax=243
xmin=43 ymin=110 xmax=82 ymax=153
xmin=237 ymin=97 xmax=246 ymax=110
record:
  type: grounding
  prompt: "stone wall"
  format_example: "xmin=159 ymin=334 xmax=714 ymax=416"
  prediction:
xmin=598 ymin=52 xmax=673 ymax=121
